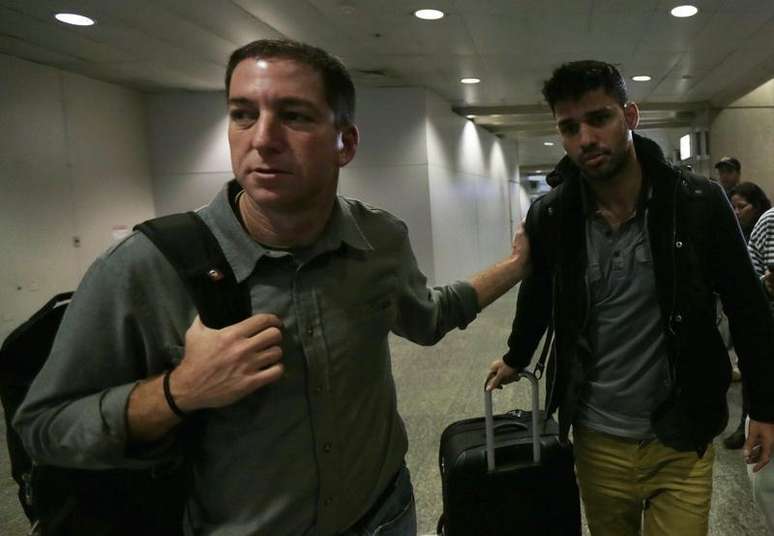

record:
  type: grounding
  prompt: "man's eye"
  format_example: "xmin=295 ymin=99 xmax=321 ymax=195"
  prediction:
xmin=230 ymin=110 xmax=256 ymax=125
xmin=559 ymin=123 xmax=579 ymax=136
xmin=282 ymin=111 xmax=312 ymax=123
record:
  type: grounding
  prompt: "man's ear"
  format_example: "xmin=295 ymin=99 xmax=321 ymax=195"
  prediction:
xmin=624 ymin=102 xmax=640 ymax=130
xmin=337 ymin=125 xmax=359 ymax=167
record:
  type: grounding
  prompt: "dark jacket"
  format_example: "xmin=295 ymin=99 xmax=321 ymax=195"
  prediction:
xmin=503 ymin=133 xmax=774 ymax=453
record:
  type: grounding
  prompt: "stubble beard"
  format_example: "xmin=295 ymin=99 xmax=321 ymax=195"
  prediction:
xmin=577 ymin=127 xmax=632 ymax=184
xmin=580 ymin=148 xmax=628 ymax=183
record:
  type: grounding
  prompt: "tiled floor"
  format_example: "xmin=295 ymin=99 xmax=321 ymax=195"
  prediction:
xmin=0 ymin=289 xmax=769 ymax=534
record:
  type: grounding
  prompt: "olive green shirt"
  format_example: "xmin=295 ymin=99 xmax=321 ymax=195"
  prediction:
xmin=15 ymin=181 xmax=479 ymax=535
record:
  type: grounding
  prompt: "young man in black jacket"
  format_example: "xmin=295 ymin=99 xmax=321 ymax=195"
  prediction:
xmin=487 ymin=61 xmax=774 ymax=535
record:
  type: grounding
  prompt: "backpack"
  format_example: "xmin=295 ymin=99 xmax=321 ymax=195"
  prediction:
xmin=0 ymin=211 xmax=250 ymax=535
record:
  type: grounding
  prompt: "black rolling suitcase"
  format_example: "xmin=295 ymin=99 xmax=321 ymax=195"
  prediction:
xmin=437 ymin=371 xmax=581 ymax=535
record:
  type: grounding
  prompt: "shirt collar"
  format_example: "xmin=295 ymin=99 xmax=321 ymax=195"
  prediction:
xmin=198 ymin=182 xmax=373 ymax=283
xmin=328 ymin=197 xmax=374 ymax=253
xmin=197 ymin=181 xmax=264 ymax=283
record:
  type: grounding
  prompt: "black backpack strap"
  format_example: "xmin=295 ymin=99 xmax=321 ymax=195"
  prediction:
xmin=134 ymin=212 xmax=250 ymax=329
xmin=532 ymin=267 xmax=559 ymax=381
xmin=532 ymin=324 xmax=553 ymax=380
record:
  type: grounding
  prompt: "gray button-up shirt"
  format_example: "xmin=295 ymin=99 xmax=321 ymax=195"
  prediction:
xmin=15 ymin=182 xmax=479 ymax=535
xmin=575 ymin=181 xmax=672 ymax=440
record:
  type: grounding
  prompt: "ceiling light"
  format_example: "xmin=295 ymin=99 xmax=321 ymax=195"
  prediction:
xmin=544 ymin=142 xmax=555 ymax=147
xmin=632 ymin=75 xmax=652 ymax=82
xmin=460 ymin=77 xmax=480 ymax=84
xmin=54 ymin=13 xmax=95 ymax=26
xmin=339 ymin=3 xmax=356 ymax=15
xmin=414 ymin=9 xmax=445 ymax=20
xmin=466 ymin=115 xmax=475 ymax=119
xmin=670 ymin=5 xmax=698 ymax=18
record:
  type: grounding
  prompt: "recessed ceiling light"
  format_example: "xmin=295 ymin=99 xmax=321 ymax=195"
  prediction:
xmin=460 ymin=77 xmax=480 ymax=84
xmin=339 ymin=3 xmax=356 ymax=15
xmin=54 ymin=13 xmax=95 ymax=26
xmin=465 ymin=115 xmax=475 ymax=119
xmin=670 ymin=5 xmax=698 ymax=18
xmin=414 ymin=9 xmax=445 ymax=20
xmin=632 ymin=75 xmax=652 ymax=82
xmin=544 ymin=141 xmax=555 ymax=146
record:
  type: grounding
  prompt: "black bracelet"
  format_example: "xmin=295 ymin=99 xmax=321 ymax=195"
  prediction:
xmin=163 ymin=369 xmax=187 ymax=419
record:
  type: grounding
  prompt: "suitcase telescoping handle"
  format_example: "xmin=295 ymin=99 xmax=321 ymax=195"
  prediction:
xmin=484 ymin=371 xmax=540 ymax=471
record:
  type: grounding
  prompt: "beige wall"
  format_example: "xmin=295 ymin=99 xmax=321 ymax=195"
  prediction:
xmin=710 ymin=78 xmax=774 ymax=197
xmin=0 ymin=54 xmax=156 ymax=340
xmin=424 ymin=91 xmax=522 ymax=284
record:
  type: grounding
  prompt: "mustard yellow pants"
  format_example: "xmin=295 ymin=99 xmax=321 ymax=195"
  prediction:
xmin=573 ymin=426 xmax=714 ymax=536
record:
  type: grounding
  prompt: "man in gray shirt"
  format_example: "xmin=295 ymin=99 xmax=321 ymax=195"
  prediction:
xmin=15 ymin=40 xmax=530 ymax=535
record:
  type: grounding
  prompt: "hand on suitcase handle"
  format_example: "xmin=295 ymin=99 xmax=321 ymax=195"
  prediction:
xmin=486 ymin=359 xmax=520 ymax=391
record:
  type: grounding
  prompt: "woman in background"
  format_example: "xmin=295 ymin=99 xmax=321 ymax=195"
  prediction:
xmin=730 ymin=182 xmax=772 ymax=240
xmin=747 ymin=205 xmax=774 ymax=534
xmin=723 ymin=182 xmax=771 ymax=450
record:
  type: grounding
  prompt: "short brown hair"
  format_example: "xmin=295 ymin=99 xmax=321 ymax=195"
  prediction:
xmin=225 ymin=39 xmax=355 ymax=127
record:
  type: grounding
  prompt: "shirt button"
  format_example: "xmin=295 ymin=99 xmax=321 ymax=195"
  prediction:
xmin=323 ymin=442 xmax=333 ymax=453
xmin=675 ymin=314 xmax=683 ymax=323
xmin=306 ymin=326 xmax=314 ymax=336
xmin=675 ymin=241 xmax=683 ymax=249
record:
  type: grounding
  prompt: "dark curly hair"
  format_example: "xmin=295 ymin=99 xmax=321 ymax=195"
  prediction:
xmin=542 ymin=60 xmax=628 ymax=112
xmin=729 ymin=182 xmax=772 ymax=220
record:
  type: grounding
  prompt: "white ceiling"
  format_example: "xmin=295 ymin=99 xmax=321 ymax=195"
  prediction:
xmin=2 ymin=0 xmax=774 ymax=166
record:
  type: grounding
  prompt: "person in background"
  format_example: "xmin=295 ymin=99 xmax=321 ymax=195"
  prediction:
xmin=749 ymin=207 xmax=774 ymax=297
xmin=730 ymin=182 xmax=772 ymax=240
xmin=747 ymin=206 xmax=774 ymax=533
xmin=716 ymin=156 xmax=742 ymax=193
xmin=723 ymin=181 xmax=771 ymax=449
